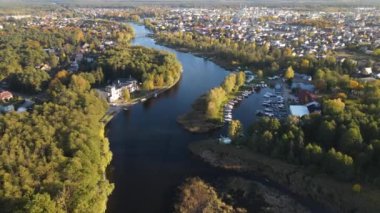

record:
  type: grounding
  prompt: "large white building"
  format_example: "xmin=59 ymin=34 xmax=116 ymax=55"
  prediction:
xmin=289 ymin=105 xmax=310 ymax=117
xmin=106 ymin=78 xmax=138 ymax=102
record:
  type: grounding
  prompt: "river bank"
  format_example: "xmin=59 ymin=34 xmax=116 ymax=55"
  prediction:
xmin=152 ymin=38 xmax=238 ymax=71
xmin=189 ymin=140 xmax=380 ymax=213
xmin=177 ymin=94 xmax=224 ymax=133
xmin=174 ymin=176 xmax=312 ymax=213
xmin=101 ymin=71 xmax=182 ymax=125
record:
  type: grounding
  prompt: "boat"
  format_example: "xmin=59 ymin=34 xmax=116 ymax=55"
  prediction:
xmin=256 ymin=110 xmax=264 ymax=116
xmin=141 ymin=98 xmax=147 ymax=102
xmin=225 ymin=105 xmax=233 ymax=109
xmin=218 ymin=135 xmax=232 ymax=144
xmin=264 ymin=112 xmax=274 ymax=117
xmin=264 ymin=108 xmax=273 ymax=112
xmin=123 ymin=107 xmax=129 ymax=111
xmin=154 ymin=93 xmax=158 ymax=98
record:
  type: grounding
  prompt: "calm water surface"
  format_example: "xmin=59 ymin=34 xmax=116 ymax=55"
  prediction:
xmin=106 ymin=23 xmax=327 ymax=213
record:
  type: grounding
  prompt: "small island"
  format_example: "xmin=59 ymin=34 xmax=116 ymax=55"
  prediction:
xmin=178 ymin=72 xmax=247 ymax=133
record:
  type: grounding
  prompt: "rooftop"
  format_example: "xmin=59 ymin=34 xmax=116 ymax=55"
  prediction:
xmin=290 ymin=105 xmax=310 ymax=117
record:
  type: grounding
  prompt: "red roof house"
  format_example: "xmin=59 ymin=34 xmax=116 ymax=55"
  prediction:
xmin=297 ymin=90 xmax=317 ymax=104
xmin=0 ymin=91 xmax=13 ymax=101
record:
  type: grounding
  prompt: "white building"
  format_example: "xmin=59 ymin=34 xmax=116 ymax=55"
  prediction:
xmin=106 ymin=78 xmax=139 ymax=102
xmin=289 ymin=105 xmax=310 ymax=117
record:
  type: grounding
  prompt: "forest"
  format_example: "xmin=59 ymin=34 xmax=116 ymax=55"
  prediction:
xmin=154 ymin=27 xmax=380 ymax=188
xmin=0 ymin=19 xmax=142 ymax=212
xmin=0 ymin=73 xmax=113 ymax=212
xmin=248 ymin=79 xmax=380 ymax=185
xmin=0 ymin=19 xmax=134 ymax=93
xmin=0 ymin=24 xmax=82 ymax=92
xmin=98 ymin=45 xmax=182 ymax=90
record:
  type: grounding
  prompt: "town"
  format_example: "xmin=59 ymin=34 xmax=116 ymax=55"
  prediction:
xmin=0 ymin=3 xmax=380 ymax=213
xmin=149 ymin=7 xmax=380 ymax=61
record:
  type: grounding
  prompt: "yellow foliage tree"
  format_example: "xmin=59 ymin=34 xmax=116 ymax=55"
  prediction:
xmin=285 ymin=66 xmax=295 ymax=80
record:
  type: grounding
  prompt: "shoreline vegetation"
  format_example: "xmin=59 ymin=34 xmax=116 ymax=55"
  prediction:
xmin=97 ymin=28 xmax=183 ymax=124
xmin=151 ymin=35 xmax=237 ymax=70
xmin=175 ymin=176 xmax=311 ymax=213
xmin=174 ymin=177 xmax=243 ymax=213
xmin=188 ymin=140 xmax=380 ymax=213
xmin=0 ymin=74 xmax=114 ymax=212
xmin=177 ymin=72 xmax=246 ymax=133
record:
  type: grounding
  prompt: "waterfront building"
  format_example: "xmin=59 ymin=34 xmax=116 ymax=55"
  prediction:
xmin=106 ymin=78 xmax=139 ymax=102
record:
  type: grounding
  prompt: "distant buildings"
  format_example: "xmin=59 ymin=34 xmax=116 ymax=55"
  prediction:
xmin=291 ymin=82 xmax=316 ymax=92
xmin=105 ymin=78 xmax=139 ymax=102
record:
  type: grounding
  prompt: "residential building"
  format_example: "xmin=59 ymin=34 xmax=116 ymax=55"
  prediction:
xmin=106 ymin=78 xmax=139 ymax=102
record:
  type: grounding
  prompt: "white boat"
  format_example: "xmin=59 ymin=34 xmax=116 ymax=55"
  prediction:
xmin=225 ymin=105 xmax=233 ymax=109
xmin=219 ymin=136 xmax=232 ymax=144
xmin=264 ymin=108 xmax=273 ymax=112
xmin=141 ymin=98 xmax=147 ymax=102
xmin=264 ymin=112 xmax=274 ymax=117
xmin=154 ymin=93 xmax=158 ymax=98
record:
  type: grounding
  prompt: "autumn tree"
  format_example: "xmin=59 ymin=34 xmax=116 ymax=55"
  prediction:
xmin=228 ymin=120 xmax=243 ymax=139
xmin=123 ymin=88 xmax=131 ymax=101
xmin=284 ymin=66 xmax=295 ymax=80
xmin=222 ymin=74 xmax=237 ymax=93
xmin=236 ymin=71 xmax=246 ymax=88
xmin=323 ymin=98 xmax=345 ymax=115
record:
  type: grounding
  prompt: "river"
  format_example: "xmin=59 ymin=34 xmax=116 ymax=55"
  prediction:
xmin=106 ymin=23 xmax=326 ymax=213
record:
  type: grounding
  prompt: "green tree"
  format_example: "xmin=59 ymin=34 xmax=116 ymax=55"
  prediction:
xmin=323 ymin=98 xmax=345 ymax=115
xmin=339 ymin=126 xmax=363 ymax=156
xmin=25 ymin=193 xmax=62 ymax=213
xmin=48 ymin=54 xmax=59 ymax=68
